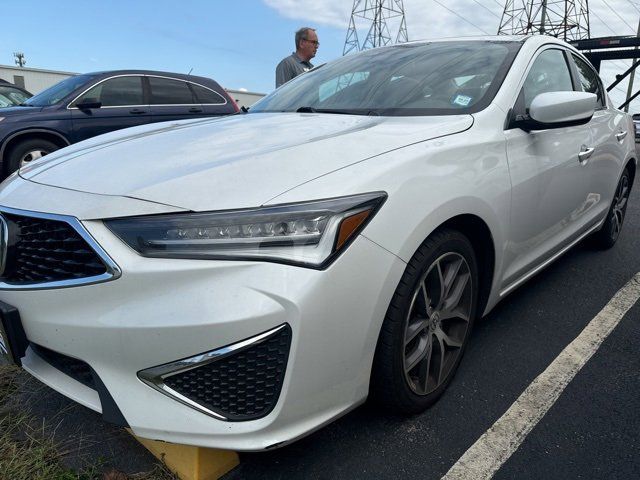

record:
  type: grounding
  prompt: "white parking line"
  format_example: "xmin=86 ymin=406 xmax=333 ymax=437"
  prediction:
xmin=442 ymin=273 xmax=640 ymax=480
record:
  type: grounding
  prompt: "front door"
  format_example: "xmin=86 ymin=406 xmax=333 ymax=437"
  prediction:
xmin=502 ymin=47 xmax=593 ymax=288
xmin=70 ymin=75 xmax=151 ymax=143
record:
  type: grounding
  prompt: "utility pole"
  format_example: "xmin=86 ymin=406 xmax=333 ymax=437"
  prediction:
xmin=343 ymin=0 xmax=409 ymax=55
xmin=13 ymin=52 xmax=26 ymax=68
xmin=498 ymin=1 xmax=590 ymax=41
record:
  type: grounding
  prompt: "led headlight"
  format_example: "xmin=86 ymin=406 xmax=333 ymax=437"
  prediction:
xmin=105 ymin=192 xmax=386 ymax=268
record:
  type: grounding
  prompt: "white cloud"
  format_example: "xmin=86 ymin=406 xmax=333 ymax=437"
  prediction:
xmin=262 ymin=0 xmax=348 ymax=28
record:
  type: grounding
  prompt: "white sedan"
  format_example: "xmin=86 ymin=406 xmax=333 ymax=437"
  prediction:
xmin=0 ymin=35 xmax=634 ymax=451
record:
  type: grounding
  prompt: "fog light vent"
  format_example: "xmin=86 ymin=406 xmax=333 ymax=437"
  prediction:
xmin=139 ymin=324 xmax=292 ymax=421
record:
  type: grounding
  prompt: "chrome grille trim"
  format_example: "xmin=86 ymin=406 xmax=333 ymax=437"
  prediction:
xmin=0 ymin=206 xmax=121 ymax=290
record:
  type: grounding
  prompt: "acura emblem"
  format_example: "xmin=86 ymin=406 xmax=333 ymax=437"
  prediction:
xmin=0 ymin=214 xmax=8 ymax=277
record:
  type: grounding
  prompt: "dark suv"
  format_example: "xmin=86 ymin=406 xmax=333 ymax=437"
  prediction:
xmin=0 ymin=70 xmax=239 ymax=176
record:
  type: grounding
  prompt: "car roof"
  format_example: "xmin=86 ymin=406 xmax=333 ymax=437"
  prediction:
xmin=0 ymin=81 xmax=32 ymax=95
xmin=82 ymin=70 xmax=222 ymax=86
xmin=403 ymin=35 xmax=529 ymax=45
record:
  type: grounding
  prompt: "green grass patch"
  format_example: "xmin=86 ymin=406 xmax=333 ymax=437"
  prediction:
xmin=0 ymin=366 xmax=177 ymax=480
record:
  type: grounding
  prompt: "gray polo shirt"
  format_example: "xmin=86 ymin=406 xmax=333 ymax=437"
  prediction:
xmin=275 ymin=53 xmax=314 ymax=88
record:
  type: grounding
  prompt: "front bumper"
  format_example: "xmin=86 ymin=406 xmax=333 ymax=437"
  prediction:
xmin=0 ymin=195 xmax=405 ymax=450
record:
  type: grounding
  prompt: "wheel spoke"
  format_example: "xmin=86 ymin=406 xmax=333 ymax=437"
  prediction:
xmin=435 ymin=326 xmax=463 ymax=349
xmin=416 ymin=339 xmax=433 ymax=393
xmin=613 ymin=212 xmax=621 ymax=236
xmin=442 ymin=258 xmax=463 ymax=301
xmin=421 ymin=284 xmax=434 ymax=317
xmin=443 ymin=272 xmax=470 ymax=312
xmin=404 ymin=336 xmax=430 ymax=374
xmin=440 ymin=307 xmax=469 ymax=322
xmin=405 ymin=316 xmax=428 ymax=345
xmin=435 ymin=332 xmax=446 ymax=385
xmin=436 ymin=261 xmax=446 ymax=309
xmin=617 ymin=196 xmax=628 ymax=212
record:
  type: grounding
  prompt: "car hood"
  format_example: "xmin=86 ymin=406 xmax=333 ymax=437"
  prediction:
xmin=21 ymin=112 xmax=473 ymax=212
xmin=0 ymin=105 xmax=43 ymax=116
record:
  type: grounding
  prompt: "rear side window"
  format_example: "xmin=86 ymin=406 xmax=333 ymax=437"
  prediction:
xmin=571 ymin=54 xmax=606 ymax=108
xmin=521 ymin=49 xmax=573 ymax=110
xmin=76 ymin=76 xmax=144 ymax=107
xmin=149 ymin=77 xmax=196 ymax=105
xmin=190 ymin=83 xmax=226 ymax=104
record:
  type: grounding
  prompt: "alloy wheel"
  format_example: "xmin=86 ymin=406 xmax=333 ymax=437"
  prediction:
xmin=402 ymin=252 xmax=473 ymax=395
xmin=611 ymin=173 xmax=630 ymax=242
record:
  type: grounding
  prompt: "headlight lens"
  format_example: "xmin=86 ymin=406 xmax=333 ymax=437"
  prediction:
xmin=105 ymin=192 xmax=386 ymax=268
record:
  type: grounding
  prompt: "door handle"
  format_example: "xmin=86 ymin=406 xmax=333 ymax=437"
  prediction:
xmin=189 ymin=107 xmax=203 ymax=113
xmin=129 ymin=108 xmax=147 ymax=114
xmin=578 ymin=146 xmax=595 ymax=162
xmin=615 ymin=130 xmax=627 ymax=142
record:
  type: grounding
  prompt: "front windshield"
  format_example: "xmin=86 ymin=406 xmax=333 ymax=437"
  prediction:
xmin=0 ymin=86 xmax=30 ymax=107
xmin=24 ymin=75 xmax=95 ymax=107
xmin=251 ymin=41 xmax=521 ymax=116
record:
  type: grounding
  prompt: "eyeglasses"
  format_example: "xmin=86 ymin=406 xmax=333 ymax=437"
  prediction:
xmin=304 ymin=39 xmax=320 ymax=46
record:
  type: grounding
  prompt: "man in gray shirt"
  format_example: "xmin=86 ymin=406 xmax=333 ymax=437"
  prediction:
xmin=275 ymin=27 xmax=319 ymax=88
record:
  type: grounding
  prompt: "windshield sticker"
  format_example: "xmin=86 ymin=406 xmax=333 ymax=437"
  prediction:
xmin=452 ymin=95 xmax=472 ymax=107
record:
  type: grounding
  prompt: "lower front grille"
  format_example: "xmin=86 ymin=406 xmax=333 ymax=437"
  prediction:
xmin=31 ymin=343 xmax=95 ymax=389
xmin=140 ymin=324 xmax=292 ymax=421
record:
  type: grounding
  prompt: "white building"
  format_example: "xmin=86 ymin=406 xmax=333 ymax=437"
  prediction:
xmin=0 ymin=64 xmax=75 ymax=94
xmin=0 ymin=64 xmax=265 ymax=109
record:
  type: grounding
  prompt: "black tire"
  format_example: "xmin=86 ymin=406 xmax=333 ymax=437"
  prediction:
xmin=592 ymin=167 xmax=632 ymax=250
xmin=5 ymin=139 xmax=59 ymax=175
xmin=370 ymin=228 xmax=479 ymax=414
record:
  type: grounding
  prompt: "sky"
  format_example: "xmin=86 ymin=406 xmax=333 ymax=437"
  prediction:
xmin=2 ymin=0 xmax=640 ymax=110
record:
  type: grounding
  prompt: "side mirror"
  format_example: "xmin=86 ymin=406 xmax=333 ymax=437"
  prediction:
xmin=515 ymin=91 xmax=597 ymax=131
xmin=75 ymin=99 xmax=102 ymax=110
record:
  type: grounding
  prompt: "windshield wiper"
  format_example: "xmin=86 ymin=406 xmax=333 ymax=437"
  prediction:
xmin=296 ymin=107 xmax=378 ymax=116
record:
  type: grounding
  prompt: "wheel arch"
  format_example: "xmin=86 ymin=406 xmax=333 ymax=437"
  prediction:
xmin=625 ymin=157 xmax=636 ymax=188
xmin=0 ymin=129 xmax=70 ymax=169
xmin=429 ymin=214 xmax=496 ymax=319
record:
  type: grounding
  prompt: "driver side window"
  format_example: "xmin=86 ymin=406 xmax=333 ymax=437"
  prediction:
xmin=74 ymin=76 xmax=144 ymax=107
xmin=521 ymin=49 xmax=574 ymax=111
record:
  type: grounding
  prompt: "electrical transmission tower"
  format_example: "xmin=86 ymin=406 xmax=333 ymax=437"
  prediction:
xmin=343 ymin=0 xmax=409 ymax=55
xmin=497 ymin=0 xmax=590 ymax=41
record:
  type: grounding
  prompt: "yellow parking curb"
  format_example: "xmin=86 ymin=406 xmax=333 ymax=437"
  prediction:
xmin=128 ymin=430 xmax=239 ymax=480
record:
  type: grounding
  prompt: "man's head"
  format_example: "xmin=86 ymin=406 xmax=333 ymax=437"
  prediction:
xmin=295 ymin=27 xmax=319 ymax=61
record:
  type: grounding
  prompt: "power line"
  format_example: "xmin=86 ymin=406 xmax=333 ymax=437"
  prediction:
xmin=599 ymin=0 xmax=637 ymax=32
xmin=590 ymin=6 xmax=623 ymax=36
xmin=470 ymin=0 xmax=501 ymax=19
xmin=625 ymin=0 xmax=640 ymax=14
xmin=432 ymin=0 xmax=491 ymax=35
